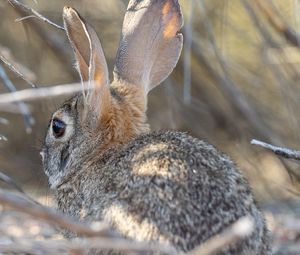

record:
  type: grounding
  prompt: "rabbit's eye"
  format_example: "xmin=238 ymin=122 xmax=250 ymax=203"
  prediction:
xmin=52 ymin=118 xmax=66 ymax=138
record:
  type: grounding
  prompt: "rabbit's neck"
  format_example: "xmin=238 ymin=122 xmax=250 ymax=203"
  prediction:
xmin=100 ymin=82 xmax=150 ymax=148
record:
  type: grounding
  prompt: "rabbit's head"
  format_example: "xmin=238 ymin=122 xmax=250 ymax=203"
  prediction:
xmin=42 ymin=0 xmax=183 ymax=188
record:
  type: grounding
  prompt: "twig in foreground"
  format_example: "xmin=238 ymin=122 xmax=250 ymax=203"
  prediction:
xmin=8 ymin=0 xmax=64 ymax=30
xmin=0 ymin=82 xmax=85 ymax=104
xmin=0 ymin=237 xmax=175 ymax=255
xmin=0 ymin=189 xmax=110 ymax=238
xmin=251 ymin=139 xmax=300 ymax=161
xmin=186 ymin=216 xmax=254 ymax=255
xmin=0 ymin=171 xmax=39 ymax=205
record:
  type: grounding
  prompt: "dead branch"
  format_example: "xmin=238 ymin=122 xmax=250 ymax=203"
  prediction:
xmin=0 ymin=82 xmax=85 ymax=104
xmin=0 ymin=189 xmax=110 ymax=238
xmin=0 ymin=54 xmax=37 ymax=88
xmin=0 ymin=64 xmax=34 ymax=133
xmin=8 ymin=0 xmax=64 ymax=30
xmin=186 ymin=216 xmax=254 ymax=255
xmin=0 ymin=135 xmax=8 ymax=141
xmin=251 ymin=139 xmax=300 ymax=161
xmin=0 ymin=45 xmax=36 ymax=84
xmin=254 ymin=0 xmax=300 ymax=47
xmin=0 ymin=237 xmax=175 ymax=255
xmin=0 ymin=171 xmax=39 ymax=205
xmin=7 ymin=0 xmax=76 ymax=77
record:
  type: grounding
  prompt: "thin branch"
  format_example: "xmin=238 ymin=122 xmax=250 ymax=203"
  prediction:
xmin=0 ymin=237 xmax=175 ymax=255
xmin=0 ymin=135 xmax=8 ymax=141
xmin=7 ymin=0 xmax=76 ymax=77
xmin=0 ymin=45 xmax=36 ymax=85
xmin=0 ymin=65 xmax=34 ymax=133
xmin=183 ymin=0 xmax=194 ymax=104
xmin=8 ymin=0 xmax=64 ymax=30
xmin=0 ymin=55 xmax=37 ymax=89
xmin=251 ymin=139 xmax=300 ymax=161
xmin=0 ymin=189 xmax=111 ymax=238
xmin=186 ymin=216 xmax=254 ymax=255
xmin=254 ymin=0 xmax=300 ymax=47
xmin=0 ymin=82 xmax=85 ymax=104
xmin=0 ymin=171 xmax=39 ymax=205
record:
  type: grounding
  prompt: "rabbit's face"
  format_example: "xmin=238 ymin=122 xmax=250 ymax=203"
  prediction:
xmin=42 ymin=2 xmax=183 ymax=188
xmin=41 ymin=95 xmax=87 ymax=188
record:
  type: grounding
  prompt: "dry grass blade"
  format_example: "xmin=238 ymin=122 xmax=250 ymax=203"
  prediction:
xmin=186 ymin=216 xmax=254 ymax=255
xmin=0 ymin=82 xmax=85 ymax=104
xmin=251 ymin=139 xmax=300 ymax=161
xmin=0 ymin=189 xmax=110 ymax=237
xmin=8 ymin=0 xmax=64 ymax=30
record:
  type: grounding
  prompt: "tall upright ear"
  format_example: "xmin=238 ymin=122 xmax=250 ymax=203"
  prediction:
xmin=63 ymin=6 xmax=110 ymax=119
xmin=113 ymin=0 xmax=183 ymax=94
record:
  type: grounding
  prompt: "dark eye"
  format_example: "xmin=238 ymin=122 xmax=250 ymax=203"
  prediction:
xmin=52 ymin=118 xmax=66 ymax=138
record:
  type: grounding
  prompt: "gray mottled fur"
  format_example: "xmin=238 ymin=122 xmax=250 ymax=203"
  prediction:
xmin=42 ymin=0 xmax=272 ymax=253
xmin=42 ymin=95 xmax=271 ymax=254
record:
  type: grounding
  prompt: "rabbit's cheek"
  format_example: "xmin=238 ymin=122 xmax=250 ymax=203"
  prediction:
xmin=59 ymin=143 xmax=70 ymax=172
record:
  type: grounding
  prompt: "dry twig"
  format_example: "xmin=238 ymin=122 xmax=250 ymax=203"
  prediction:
xmin=8 ymin=0 xmax=64 ymax=30
xmin=0 ymin=65 xmax=34 ymax=133
xmin=251 ymin=139 xmax=300 ymax=161
xmin=0 ymin=82 xmax=85 ymax=104
xmin=7 ymin=0 xmax=76 ymax=77
xmin=0 ymin=189 xmax=110 ymax=238
xmin=0 ymin=171 xmax=38 ymax=204
xmin=0 ymin=45 xmax=36 ymax=84
xmin=254 ymin=0 xmax=300 ymax=47
xmin=0 ymin=237 xmax=175 ymax=255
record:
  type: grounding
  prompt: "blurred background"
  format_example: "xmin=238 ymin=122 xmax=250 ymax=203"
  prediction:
xmin=1 ymin=0 xmax=300 ymax=252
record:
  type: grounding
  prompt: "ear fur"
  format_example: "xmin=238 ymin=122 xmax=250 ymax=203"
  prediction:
xmin=113 ymin=0 xmax=183 ymax=94
xmin=63 ymin=6 xmax=110 ymax=121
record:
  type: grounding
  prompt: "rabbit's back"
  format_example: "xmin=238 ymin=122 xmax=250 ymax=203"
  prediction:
xmin=58 ymin=131 xmax=270 ymax=254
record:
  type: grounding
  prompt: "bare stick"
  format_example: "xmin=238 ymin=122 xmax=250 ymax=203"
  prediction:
xmin=7 ymin=0 xmax=76 ymax=77
xmin=8 ymin=0 xmax=64 ymax=30
xmin=0 ymin=237 xmax=175 ymax=255
xmin=0 ymin=171 xmax=39 ymax=205
xmin=186 ymin=216 xmax=254 ymax=255
xmin=254 ymin=0 xmax=300 ymax=47
xmin=251 ymin=139 xmax=300 ymax=161
xmin=0 ymin=135 xmax=8 ymax=141
xmin=0 ymin=189 xmax=110 ymax=237
xmin=0 ymin=45 xmax=36 ymax=84
xmin=183 ymin=0 xmax=194 ymax=104
xmin=0 ymin=82 xmax=85 ymax=104
xmin=0 ymin=55 xmax=37 ymax=88
xmin=0 ymin=65 xmax=34 ymax=133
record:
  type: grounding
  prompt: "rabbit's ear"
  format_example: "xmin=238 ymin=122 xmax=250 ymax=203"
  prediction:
xmin=63 ymin=7 xmax=110 ymax=120
xmin=113 ymin=0 xmax=183 ymax=94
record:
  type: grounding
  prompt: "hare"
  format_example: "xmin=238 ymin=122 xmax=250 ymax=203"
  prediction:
xmin=41 ymin=0 xmax=271 ymax=254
